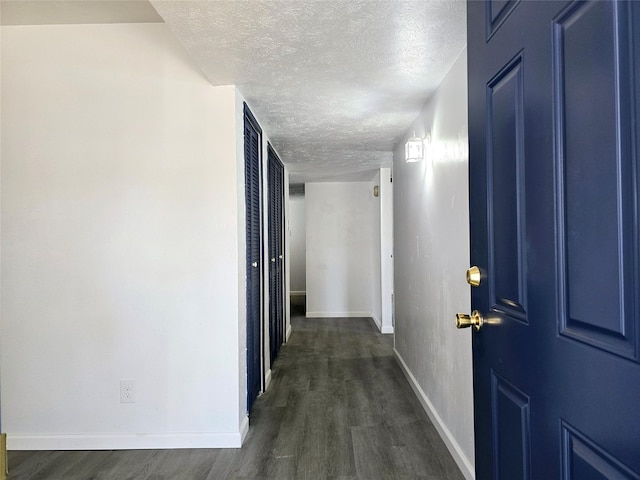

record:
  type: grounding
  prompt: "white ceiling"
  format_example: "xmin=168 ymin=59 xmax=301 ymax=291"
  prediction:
xmin=2 ymin=0 xmax=467 ymax=183
xmin=151 ymin=0 xmax=466 ymax=183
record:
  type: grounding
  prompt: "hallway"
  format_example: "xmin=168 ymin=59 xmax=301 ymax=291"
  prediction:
xmin=7 ymin=316 xmax=464 ymax=479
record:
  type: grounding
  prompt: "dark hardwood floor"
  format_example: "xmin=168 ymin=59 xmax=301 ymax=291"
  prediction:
xmin=8 ymin=316 xmax=466 ymax=480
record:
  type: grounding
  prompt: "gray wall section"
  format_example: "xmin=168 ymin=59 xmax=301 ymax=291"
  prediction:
xmin=288 ymin=194 xmax=306 ymax=293
xmin=305 ymin=182 xmax=377 ymax=319
xmin=393 ymin=48 xmax=475 ymax=477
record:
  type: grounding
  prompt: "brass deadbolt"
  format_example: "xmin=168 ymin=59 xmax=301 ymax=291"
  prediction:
xmin=466 ymin=266 xmax=482 ymax=287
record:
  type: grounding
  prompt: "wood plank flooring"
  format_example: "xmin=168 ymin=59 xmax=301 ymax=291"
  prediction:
xmin=8 ymin=316 xmax=466 ymax=480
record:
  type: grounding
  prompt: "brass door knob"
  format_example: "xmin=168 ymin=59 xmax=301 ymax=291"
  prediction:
xmin=456 ymin=310 xmax=484 ymax=331
xmin=466 ymin=266 xmax=482 ymax=287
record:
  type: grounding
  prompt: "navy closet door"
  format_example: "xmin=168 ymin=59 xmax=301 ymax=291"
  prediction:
xmin=268 ymin=145 xmax=285 ymax=363
xmin=244 ymin=105 xmax=262 ymax=413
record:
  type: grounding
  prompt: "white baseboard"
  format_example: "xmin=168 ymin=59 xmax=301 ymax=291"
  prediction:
xmin=239 ymin=415 xmax=249 ymax=445
xmin=394 ymin=349 xmax=475 ymax=480
xmin=306 ymin=311 xmax=372 ymax=318
xmin=264 ymin=368 xmax=273 ymax=391
xmin=290 ymin=291 xmax=306 ymax=296
xmin=8 ymin=430 xmax=246 ymax=451
xmin=286 ymin=323 xmax=292 ymax=341
xmin=371 ymin=314 xmax=394 ymax=334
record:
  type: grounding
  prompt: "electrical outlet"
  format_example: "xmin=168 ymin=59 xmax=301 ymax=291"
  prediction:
xmin=120 ymin=380 xmax=136 ymax=403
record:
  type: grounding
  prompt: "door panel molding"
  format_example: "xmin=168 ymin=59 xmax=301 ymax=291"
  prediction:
xmin=486 ymin=51 xmax=528 ymax=324
xmin=553 ymin=0 xmax=639 ymax=361
xmin=561 ymin=421 xmax=640 ymax=480
xmin=486 ymin=0 xmax=522 ymax=41
xmin=491 ymin=371 xmax=531 ymax=480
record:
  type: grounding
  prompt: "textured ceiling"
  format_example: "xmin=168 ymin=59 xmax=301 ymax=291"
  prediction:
xmin=150 ymin=0 xmax=466 ymax=183
xmin=2 ymin=0 xmax=466 ymax=183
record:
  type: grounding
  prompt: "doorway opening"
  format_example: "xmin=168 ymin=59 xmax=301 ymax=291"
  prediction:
xmin=288 ymin=183 xmax=306 ymax=317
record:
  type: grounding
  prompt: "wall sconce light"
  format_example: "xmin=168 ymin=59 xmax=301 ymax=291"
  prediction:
xmin=405 ymin=131 xmax=424 ymax=163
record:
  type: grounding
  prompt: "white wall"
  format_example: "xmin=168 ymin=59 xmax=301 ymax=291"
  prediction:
xmin=1 ymin=23 xmax=248 ymax=449
xmin=305 ymin=182 xmax=377 ymax=319
xmin=234 ymin=90 xmax=249 ymax=435
xmin=379 ymin=168 xmax=394 ymax=334
xmin=283 ymin=172 xmax=292 ymax=341
xmin=288 ymin=194 xmax=306 ymax=294
xmin=371 ymin=171 xmax=382 ymax=326
xmin=393 ymin=49 xmax=475 ymax=478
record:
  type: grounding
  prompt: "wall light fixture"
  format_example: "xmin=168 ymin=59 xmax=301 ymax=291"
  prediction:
xmin=405 ymin=131 xmax=424 ymax=163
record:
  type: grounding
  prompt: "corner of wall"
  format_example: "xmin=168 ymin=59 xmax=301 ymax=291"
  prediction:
xmin=379 ymin=167 xmax=394 ymax=334
xmin=371 ymin=312 xmax=382 ymax=331
xmin=234 ymin=86 xmax=248 ymax=426
xmin=283 ymin=167 xmax=292 ymax=341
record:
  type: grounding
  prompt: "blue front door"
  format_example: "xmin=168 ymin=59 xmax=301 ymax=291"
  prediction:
xmin=467 ymin=1 xmax=640 ymax=478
